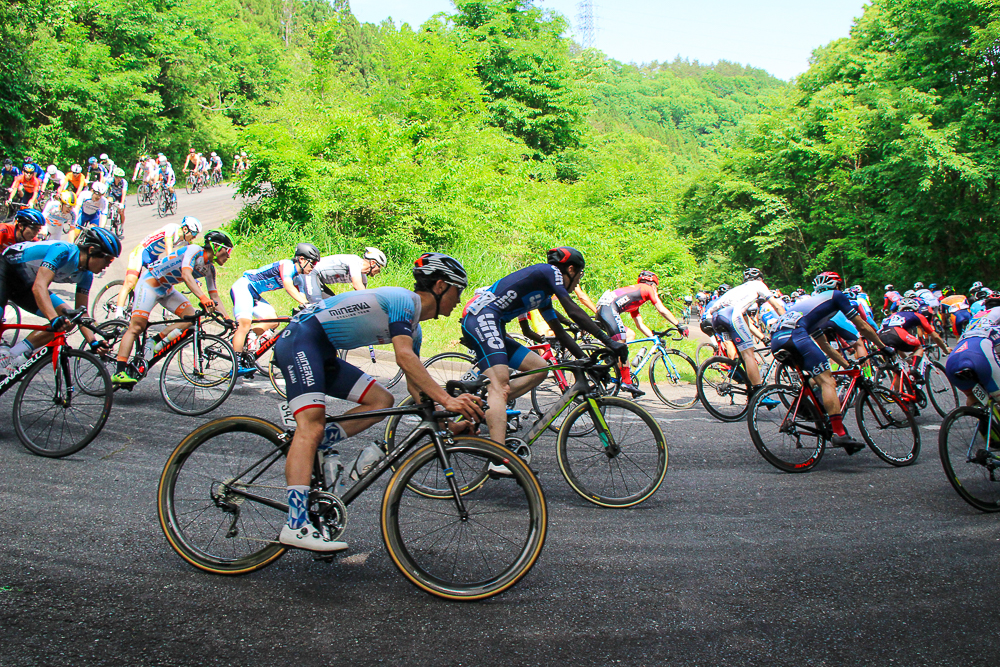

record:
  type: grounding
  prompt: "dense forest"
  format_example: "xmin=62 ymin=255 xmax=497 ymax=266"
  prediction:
xmin=3 ymin=0 xmax=998 ymax=294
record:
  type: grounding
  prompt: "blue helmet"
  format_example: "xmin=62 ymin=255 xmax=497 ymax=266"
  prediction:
xmin=14 ymin=208 xmax=46 ymax=228
xmin=80 ymin=226 xmax=122 ymax=257
xmin=88 ymin=156 xmax=98 ymax=165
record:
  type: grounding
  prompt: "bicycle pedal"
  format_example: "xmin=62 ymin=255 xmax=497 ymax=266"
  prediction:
xmin=312 ymin=553 xmax=341 ymax=563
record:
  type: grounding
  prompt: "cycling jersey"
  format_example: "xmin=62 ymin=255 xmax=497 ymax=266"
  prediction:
xmin=210 ymin=156 xmax=223 ymax=169
xmin=962 ymin=308 xmax=1000 ymax=340
xmin=0 ymin=167 xmax=20 ymax=189
xmin=106 ymin=177 xmax=128 ymax=204
xmin=2 ymin=240 xmax=93 ymax=292
xmin=141 ymin=223 xmax=186 ymax=260
xmin=160 ymin=164 xmax=176 ymax=187
xmin=42 ymin=170 xmax=65 ymax=190
xmin=915 ymin=288 xmax=939 ymax=309
xmin=313 ymin=254 xmax=367 ymax=287
xmin=0 ymin=224 xmax=19 ymax=251
xmin=147 ymin=244 xmax=218 ymax=291
xmin=62 ymin=172 xmax=86 ymax=193
xmin=9 ymin=173 xmax=41 ymax=194
xmin=291 ymin=286 xmax=423 ymax=353
xmin=946 ymin=308 xmax=1000 ymax=397
xmin=771 ymin=291 xmax=859 ymax=375
xmin=242 ymin=259 xmax=298 ymax=296
xmin=758 ymin=300 xmax=780 ymax=332
xmin=708 ymin=280 xmax=774 ymax=317
xmin=883 ymin=291 xmax=902 ymax=312
xmin=941 ymin=295 xmax=970 ymax=312
xmin=879 ymin=310 xmax=934 ymax=336
xmin=598 ymin=283 xmax=661 ymax=315
xmin=87 ymin=165 xmax=107 ymax=184
xmin=41 ymin=201 xmax=76 ymax=241
xmin=78 ymin=194 xmax=108 ymax=227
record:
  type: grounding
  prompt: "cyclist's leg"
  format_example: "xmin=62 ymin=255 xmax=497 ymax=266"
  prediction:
xmin=113 ymin=275 xmax=164 ymax=378
xmin=461 ymin=309 xmax=511 ymax=442
xmin=117 ymin=247 xmax=146 ymax=311
xmin=251 ymin=300 xmax=278 ymax=338
xmin=946 ymin=337 xmax=1000 ymax=408
xmin=597 ymin=304 xmax=633 ymax=384
xmin=728 ymin=309 xmax=764 ymax=385
xmin=230 ymin=277 xmax=255 ymax=354
xmin=508 ymin=337 xmax=548 ymax=398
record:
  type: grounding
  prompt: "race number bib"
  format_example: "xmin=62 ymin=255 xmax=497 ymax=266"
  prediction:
xmin=277 ymin=402 xmax=297 ymax=428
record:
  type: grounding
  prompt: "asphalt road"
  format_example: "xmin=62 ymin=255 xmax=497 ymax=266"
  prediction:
xmin=1 ymin=191 xmax=998 ymax=665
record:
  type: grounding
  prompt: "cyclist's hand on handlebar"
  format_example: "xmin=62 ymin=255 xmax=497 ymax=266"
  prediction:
xmin=198 ymin=295 xmax=216 ymax=312
xmin=89 ymin=339 xmax=110 ymax=355
xmin=48 ymin=315 xmax=67 ymax=332
xmin=678 ymin=325 xmax=690 ymax=338
xmin=609 ymin=339 xmax=628 ymax=364
xmin=442 ymin=393 xmax=485 ymax=424
xmin=880 ymin=346 xmax=895 ymax=356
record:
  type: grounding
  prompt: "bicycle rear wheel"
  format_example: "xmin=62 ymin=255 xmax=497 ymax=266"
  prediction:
xmin=939 ymin=406 xmax=1000 ymax=512
xmin=696 ymin=355 xmax=752 ymax=422
xmin=158 ymin=416 xmax=289 ymax=573
xmin=2 ymin=304 xmax=21 ymax=346
xmin=925 ymin=361 xmax=959 ymax=418
xmin=855 ymin=386 xmax=920 ymax=466
xmin=747 ymin=384 xmax=825 ymax=472
xmin=268 ymin=357 xmax=286 ymax=398
xmin=13 ymin=348 xmax=113 ymax=458
xmin=648 ymin=349 xmax=698 ymax=408
xmin=91 ymin=279 xmax=131 ymax=321
xmin=694 ymin=341 xmax=718 ymax=366
xmin=340 ymin=345 xmax=402 ymax=388
xmin=382 ymin=436 xmax=547 ymax=600
xmin=422 ymin=351 xmax=476 ymax=387
xmin=556 ymin=396 xmax=668 ymax=507
xmin=159 ymin=333 xmax=237 ymax=415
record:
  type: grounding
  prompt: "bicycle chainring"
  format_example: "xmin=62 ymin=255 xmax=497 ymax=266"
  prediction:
xmin=309 ymin=490 xmax=347 ymax=541
xmin=505 ymin=437 xmax=532 ymax=466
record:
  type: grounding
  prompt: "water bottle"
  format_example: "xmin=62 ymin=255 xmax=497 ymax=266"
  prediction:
xmin=349 ymin=443 xmax=384 ymax=481
xmin=320 ymin=449 xmax=345 ymax=494
xmin=143 ymin=336 xmax=156 ymax=360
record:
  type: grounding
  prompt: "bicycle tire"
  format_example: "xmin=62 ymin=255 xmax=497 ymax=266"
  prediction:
xmin=185 ymin=175 xmax=194 ymax=195
xmin=76 ymin=319 xmax=129 ymax=389
xmin=648 ymin=349 xmax=698 ymax=409
xmin=939 ymin=406 xmax=1000 ymax=512
xmin=555 ymin=396 xmax=668 ymax=507
xmin=695 ymin=340 xmax=718 ymax=366
xmin=925 ymin=360 xmax=959 ymax=418
xmin=158 ymin=416 xmax=289 ymax=574
xmin=422 ymin=351 xmax=477 ymax=387
xmin=91 ymin=279 xmax=131 ymax=322
xmin=747 ymin=384 xmax=825 ymax=472
xmin=159 ymin=333 xmax=237 ymax=415
xmin=856 ymin=386 xmax=920 ymax=466
xmin=339 ymin=346 xmax=402 ymax=388
xmin=268 ymin=356 xmax=286 ymax=398
xmin=2 ymin=303 xmax=21 ymax=346
xmin=696 ymin=355 xmax=752 ymax=422
xmin=13 ymin=348 xmax=113 ymax=458
xmin=381 ymin=436 xmax=547 ymax=600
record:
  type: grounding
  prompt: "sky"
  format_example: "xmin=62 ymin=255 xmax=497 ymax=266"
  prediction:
xmin=349 ymin=0 xmax=870 ymax=81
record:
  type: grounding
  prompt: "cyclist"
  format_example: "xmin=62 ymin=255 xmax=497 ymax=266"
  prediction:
xmin=229 ymin=243 xmax=316 ymax=374
xmin=0 ymin=208 xmax=46 ymax=251
xmin=115 ymin=217 xmax=201 ymax=318
xmin=182 ymin=148 xmax=201 ymax=182
xmin=209 ymin=152 xmax=223 ymax=182
xmin=878 ymin=297 xmax=951 ymax=383
xmin=460 ymin=247 xmax=628 ymax=446
xmin=41 ymin=191 xmax=78 ymax=242
xmin=22 ymin=156 xmax=43 ymax=179
xmin=940 ymin=286 xmax=972 ymax=338
xmin=700 ymin=284 xmax=731 ymax=356
xmin=111 ymin=230 xmax=233 ymax=386
xmin=197 ymin=152 xmax=210 ymax=181
xmin=0 ymin=159 xmax=20 ymax=192
xmin=41 ymin=165 xmax=65 ymax=198
xmin=99 ymin=153 xmax=116 ymax=179
xmin=85 ymin=157 xmax=107 ymax=186
xmin=6 ymin=163 xmax=42 ymax=210
xmin=913 ymin=282 xmax=940 ymax=317
xmin=232 ymin=152 xmax=244 ymax=175
xmin=944 ymin=292 xmax=1000 ymax=406
xmin=706 ymin=267 xmax=786 ymax=397
xmin=106 ymin=168 xmax=129 ymax=230
xmin=0 ymin=227 xmax=120 ymax=373
xmin=59 ymin=164 xmax=87 ymax=199
xmin=275 ymin=252 xmax=484 ymax=552
xmin=158 ymin=156 xmax=177 ymax=202
xmin=883 ymin=284 xmax=902 ymax=314
xmin=770 ymin=274 xmax=892 ymax=454
xmin=75 ymin=182 xmax=109 ymax=241
xmin=595 ymin=270 xmax=689 ymax=395
xmin=296 ymin=247 xmax=387 ymax=301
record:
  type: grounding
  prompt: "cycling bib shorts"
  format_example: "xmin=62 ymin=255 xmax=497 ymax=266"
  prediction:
xmin=946 ymin=336 xmax=1000 ymax=397
xmin=771 ymin=326 xmax=831 ymax=377
xmin=712 ymin=306 xmax=754 ymax=352
xmin=460 ymin=308 xmax=531 ymax=372
xmin=131 ymin=275 xmax=193 ymax=319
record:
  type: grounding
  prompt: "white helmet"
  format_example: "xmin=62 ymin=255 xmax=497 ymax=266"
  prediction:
xmin=47 ymin=165 xmax=57 ymax=175
xmin=180 ymin=216 xmax=202 ymax=236
xmin=158 ymin=156 xmax=167 ymax=165
xmin=71 ymin=164 xmax=82 ymax=174
xmin=364 ymin=247 xmax=387 ymax=267
xmin=99 ymin=153 xmax=109 ymax=161
xmin=210 ymin=151 xmax=217 ymax=157
xmin=241 ymin=151 xmax=247 ymax=157
xmin=91 ymin=181 xmax=108 ymax=195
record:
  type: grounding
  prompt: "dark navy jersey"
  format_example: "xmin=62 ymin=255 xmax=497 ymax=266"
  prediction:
xmin=462 ymin=263 xmax=568 ymax=325
xmin=879 ymin=310 xmax=934 ymax=335
xmin=775 ymin=290 xmax=858 ymax=335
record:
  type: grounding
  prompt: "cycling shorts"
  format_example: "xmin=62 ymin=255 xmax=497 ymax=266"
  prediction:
xmin=770 ymin=326 xmax=830 ymax=377
xmin=597 ymin=304 xmax=628 ymax=341
xmin=230 ymin=276 xmax=277 ymax=321
xmin=712 ymin=306 xmax=754 ymax=352
xmin=274 ymin=316 xmax=376 ymax=414
xmin=460 ymin=308 xmax=531 ymax=372
xmin=819 ymin=316 xmax=859 ymax=345
xmin=946 ymin=336 xmax=1000 ymax=397
xmin=880 ymin=327 xmax=921 ymax=353
xmin=952 ymin=309 xmax=971 ymax=337
xmin=0 ymin=255 xmax=67 ymax=316
xmin=132 ymin=276 xmax=192 ymax=319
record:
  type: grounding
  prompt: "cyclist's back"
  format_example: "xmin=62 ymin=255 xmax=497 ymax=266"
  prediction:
xmin=946 ymin=301 xmax=1000 ymax=400
xmin=464 ymin=263 xmax=564 ymax=325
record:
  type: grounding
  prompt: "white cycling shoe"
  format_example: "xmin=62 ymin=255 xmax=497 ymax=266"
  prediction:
xmin=279 ymin=523 xmax=348 ymax=553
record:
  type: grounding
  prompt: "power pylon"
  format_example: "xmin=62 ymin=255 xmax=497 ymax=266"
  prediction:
xmin=576 ymin=0 xmax=596 ymax=49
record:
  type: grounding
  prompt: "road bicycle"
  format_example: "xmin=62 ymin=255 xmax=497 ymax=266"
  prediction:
xmin=874 ymin=345 xmax=958 ymax=418
xmin=938 ymin=376 xmax=1000 ymax=512
xmin=84 ymin=309 xmax=237 ymax=415
xmin=107 ymin=202 xmax=124 ymax=239
xmin=695 ymin=346 xmax=791 ymax=422
xmin=157 ymin=388 xmax=547 ymax=600
xmin=136 ymin=181 xmax=154 ymax=207
xmin=0 ymin=308 xmax=113 ymax=457
xmin=621 ymin=328 xmax=698 ymax=408
xmin=157 ymin=187 xmax=177 ymax=218
xmin=385 ymin=357 xmax=668 ymax=508
xmin=747 ymin=350 xmax=919 ymax=472
xmin=209 ymin=170 xmax=223 ymax=187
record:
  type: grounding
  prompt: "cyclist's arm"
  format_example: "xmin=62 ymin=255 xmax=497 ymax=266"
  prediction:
xmin=554 ymin=290 xmax=618 ymax=349
xmin=815 ymin=333 xmax=851 ymax=370
xmin=180 ymin=266 xmax=214 ymax=311
xmin=350 ymin=274 xmax=366 ymax=290
xmin=394 ymin=335 xmax=483 ymax=422
xmin=849 ymin=314 xmax=887 ymax=352
xmin=916 ymin=314 xmax=950 ymax=353
xmin=547 ymin=317 xmax=585 ymax=359
xmin=281 ymin=275 xmax=309 ymax=306
xmin=766 ymin=296 xmax=786 ymax=316
xmin=31 ymin=267 xmax=63 ymax=322
xmin=518 ymin=316 xmax=545 ymax=344
xmin=573 ymin=285 xmax=598 ymax=315
xmin=744 ymin=314 xmax=765 ymax=342
xmin=631 ymin=313 xmax=656 ymax=339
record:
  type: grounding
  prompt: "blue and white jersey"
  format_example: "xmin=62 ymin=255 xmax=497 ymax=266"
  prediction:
xmin=242 ymin=259 xmax=298 ymax=296
xmin=78 ymin=194 xmax=108 ymax=226
xmin=2 ymin=240 xmax=93 ymax=293
xmin=915 ymin=288 xmax=939 ymax=309
xmin=758 ymin=300 xmax=780 ymax=330
xmin=462 ymin=263 xmax=567 ymax=325
xmin=962 ymin=307 xmax=1000 ymax=340
xmin=971 ymin=299 xmax=987 ymax=317
xmin=774 ymin=290 xmax=858 ymax=336
xmin=292 ymin=286 xmax=423 ymax=354
xmin=146 ymin=244 xmax=218 ymax=292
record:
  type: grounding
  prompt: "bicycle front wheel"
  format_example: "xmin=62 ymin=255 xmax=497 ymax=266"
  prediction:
xmin=2 ymin=304 xmax=21 ymax=346
xmin=925 ymin=361 xmax=959 ymax=418
xmin=13 ymin=348 xmax=113 ymax=458
xmin=696 ymin=355 xmax=752 ymax=422
xmin=422 ymin=351 xmax=476 ymax=387
xmin=556 ymin=396 xmax=668 ymax=507
xmin=159 ymin=333 xmax=237 ymax=415
xmin=158 ymin=416 xmax=289 ymax=573
xmin=382 ymin=436 xmax=547 ymax=600
xmin=648 ymin=349 xmax=698 ymax=408
xmin=939 ymin=406 xmax=1000 ymax=512
xmin=856 ymin=386 xmax=920 ymax=466
xmin=748 ymin=384 xmax=825 ymax=473
xmin=90 ymin=279 xmax=130 ymax=322
xmin=340 ymin=345 xmax=402 ymax=388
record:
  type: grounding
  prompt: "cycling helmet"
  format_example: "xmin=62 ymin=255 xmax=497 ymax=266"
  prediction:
xmin=363 ymin=247 xmax=387 ymax=267
xmin=158 ymin=156 xmax=167 ymax=165
xmin=791 ymin=288 xmax=805 ymax=298
xmin=210 ymin=151 xmax=217 ymax=157
xmin=46 ymin=165 xmax=57 ymax=175
xmin=180 ymin=216 xmax=201 ymax=236
xmin=71 ymin=164 xmax=82 ymax=173
xmin=884 ymin=284 xmax=894 ymax=292
xmin=743 ymin=267 xmax=763 ymax=282
xmin=189 ymin=148 xmax=196 ymax=153
xmin=294 ymin=242 xmax=321 ymax=263
xmin=844 ymin=285 xmax=860 ymax=297
xmin=637 ymin=270 xmax=659 ymax=286
xmin=717 ymin=283 xmax=731 ymax=296
xmin=546 ymin=246 xmax=585 ymax=272
xmin=974 ymin=287 xmax=992 ymax=302
xmin=100 ymin=153 xmax=109 ymax=161
xmin=204 ymin=230 xmax=234 ymax=249
xmin=941 ymin=285 xmax=954 ymax=297
xmin=22 ymin=163 xmax=35 ymax=174
xmin=971 ymin=281 xmax=984 ymax=292
xmin=59 ymin=191 xmax=76 ymax=206
xmin=14 ymin=208 xmax=46 ymax=228
xmin=812 ymin=271 xmax=843 ymax=292
xmin=913 ymin=282 xmax=924 ymax=290
xmin=91 ymin=181 xmax=108 ymax=195
xmin=413 ymin=252 xmax=468 ymax=289
xmin=241 ymin=151 xmax=247 ymax=157
xmin=80 ymin=226 xmax=122 ymax=257
xmin=903 ymin=289 xmax=916 ymax=298
xmin=849 ymin=284 xmax=863 ymax=294
xmin=88 ymin=156 xmax=97 ymax=165
xmin=3 ymin=158 xmax=11 ymax=166
xmin=898 ymin=298 xmax=919 ymax=312
xmin=984 ymin=291 xmax=1000 ymax=309
xmin=929 ymin=283 xmax=937 ymax=290
xmin=781 ymin=294 xmax=793 ymax=304
xmin=113 ymin=167 xmax=125 ymax=178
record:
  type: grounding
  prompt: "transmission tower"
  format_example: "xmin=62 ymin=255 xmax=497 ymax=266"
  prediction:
xmin=576 ymin=0 xmax=596 ymax=49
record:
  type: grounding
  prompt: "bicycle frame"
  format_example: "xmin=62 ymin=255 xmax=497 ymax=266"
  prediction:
xmin=247 ymin=317 xmax=290 ymax=360
xmin=118 ymin=311 xmax=223 ymax=379
xmin=0 ymin=314 xmax=101 ymax=396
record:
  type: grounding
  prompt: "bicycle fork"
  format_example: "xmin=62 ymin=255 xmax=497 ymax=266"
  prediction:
xmin=585 ymin=396 xmax=620 ymax=458
xmin=432 ymin=433 xmax=469 ymax=519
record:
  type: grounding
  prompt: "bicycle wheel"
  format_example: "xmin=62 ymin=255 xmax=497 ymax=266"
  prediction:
xmin=2 ymin=304 xmax=21 ymax=346
xmin=158 ymin=416 xmax=289 ymax=573
xmin=939 ymin=406 xmax=1000 ymax=512
xmin=340 ymin=345 xmax=402 ymax=388
xmin=748 ymin=384 xmax=825 ymax=472
xmin=422 ymin=352 xmax=477 ymax=387
xmin=855 ymin=386 xmax=920 ymax=466
xmin=648 ymin=349 xmax=698 ymax=408
xmin=76 ymin=319 xmax=128 ymax=389
xmin=185 ymin=175 xmax=194 ymax=195
xmin=694 ymin=340 xmax=718 ymax=366
xmin=157 ymin=194 xmax=169 ymax=217
xmin=556 ymin=396 xmax=668 ymax=507
xmin=13 ymin=348 xmax=114 ymax=458
xmin=382 ymin=435 xmax=547 ymax=600
xmin=696 ymin=355 xmax=752 ymax=422
xmin=91 ymin=279 xmax=131 ymax=321
xmin=925 ymin=361 xmax=959 ymax=418
xmin=159 ymin=333 xmax=237 ymax=415
xmin=268 ymin=357 xmax=286 ymax=398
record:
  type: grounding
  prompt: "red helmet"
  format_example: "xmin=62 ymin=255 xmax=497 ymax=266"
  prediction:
xmin=813 ymin=271 xmax=843 ymax=292
xmin=637 ymin=270 xmax=659 ymax=286
xmin=189 ymin=148 xmax=195 ymax=153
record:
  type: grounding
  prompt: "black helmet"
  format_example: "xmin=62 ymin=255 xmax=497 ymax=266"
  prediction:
xmin=971 ymin=281 xmax=984 ymax=292
xmin=412 ymin=252 xmax=468 ymax=289
xmin=984 ymin=291 xmax=1000 ymax=309
xmin=80 ymin=226 xmax=122 ymax=257
xmin=546 ymin=246 xmax=585 ymax=272
xmin=204 ymin=230 xmax=233 ymax=250
xmin=974 ymin=287 xmax=992 ymax=302
xmin=717 ymin=283 xmax=731 ymax=296
xmin=743 ymin=267 xmax=763 ymax=282
xmin=294 ymin=242 xmax=321 ymax=263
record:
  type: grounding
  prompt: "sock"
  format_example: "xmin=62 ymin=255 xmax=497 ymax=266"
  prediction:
xmin=621 ymin=365 xmax=634 ymax=384
xmin=830 ymin=414 xmax=846 ymax=437
xmin=318 ymin=423 xmax=346 ymax=452
xmin=9 ymin=339 xmax=33 ymax=358
xmin=115 ymin=360 xmax=127 ymax=374
xmin=286 ymin=485 xmax=310 ymax=529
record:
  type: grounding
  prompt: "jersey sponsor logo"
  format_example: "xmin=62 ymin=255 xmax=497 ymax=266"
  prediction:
xmin=491 ymin=289 xmax=520 ymax=312
xmin=954 ymin=341 xmax=968 ymax=354
xmin=472 ymin=312 xmax=504 ymax=350
xmin=523 ymin=291 xmax=546 ymax=311
xmin=325 ymin=302 xmax=372 ymax=319
xmin=885 ymin=314 xmax=905 ymax=327
xmin=551 ymin=266 xmax=564 ymax=286
xmin=615 ymin=295 xmax=632 ymax=309
xmin=295 ymin=350 xmax=315 ymax=387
